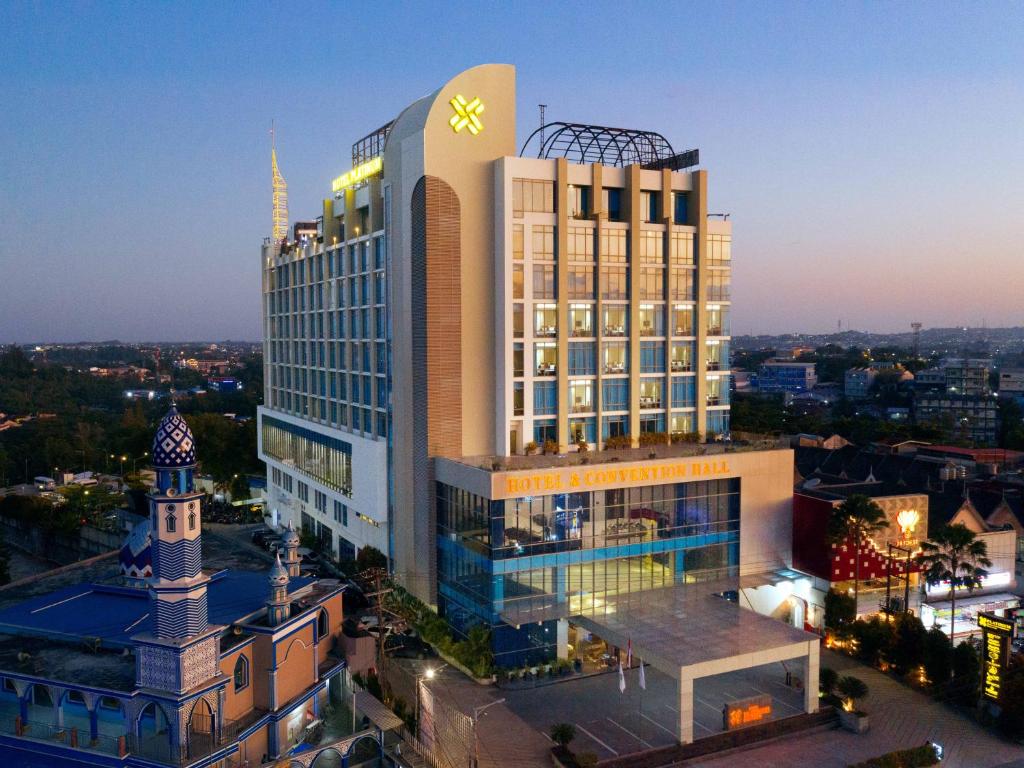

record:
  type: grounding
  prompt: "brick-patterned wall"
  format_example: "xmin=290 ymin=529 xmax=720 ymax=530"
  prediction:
xmin=411 ymin=175 xmax=462 ymax=602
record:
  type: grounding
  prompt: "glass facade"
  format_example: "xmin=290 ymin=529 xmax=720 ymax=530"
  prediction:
xmin=261 ymin=415 xmax=353 ymax=496
xmin=437 ymin=477 xmax=740 ymax=666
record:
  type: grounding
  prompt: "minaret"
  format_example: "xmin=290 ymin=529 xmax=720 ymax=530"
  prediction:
xmin=267 ymin=551 xmax=291 ymax=626
xmin=282 ymin=521 xmax=301 ymax=578
xmin=133 ymin=405 xmax=222 ymax=694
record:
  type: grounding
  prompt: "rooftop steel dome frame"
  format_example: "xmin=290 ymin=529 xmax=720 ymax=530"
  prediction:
xmin=520 ymin=122 xmax=698 ymax=170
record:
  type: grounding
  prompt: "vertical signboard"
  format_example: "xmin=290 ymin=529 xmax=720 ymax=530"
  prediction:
xmin=978 ymin=611 xmax=1014 ymax=702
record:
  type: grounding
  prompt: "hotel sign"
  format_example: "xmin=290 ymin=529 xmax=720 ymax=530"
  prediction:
xmin=331 ymin=156 xmax=383 ymax=193
xmin=497 ymin=458 xmax=731 ymax=499
xmin=979 ymin=611 xmax=1014 ymax=702
xmin=724 ymin=694 xmax=772 ymax=730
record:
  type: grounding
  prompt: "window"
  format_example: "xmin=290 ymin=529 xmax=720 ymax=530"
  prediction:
xmin=603 ymin=306 xmax=627 ymax=336
xmin=638 ymin=268 xmax=664 ymax=300
xmin=569 ymin=304 xmax=593 ymax=337
xmin=671 ymin=342 xmax=694 ymax=372
xmin=534 ymin=343 xmax=557 ymax=376
xmin=513 ymin=304 xmax=524 ymax=338
xmin=640 ymin=191 xmax=660 ymax=223
xmin=708 ymin=234 xmax=731 ymax=267
xmin=603 ymin=188 xmax=623 ymax=221
xmin=568 ymin=266 xmax=594 ymax=299
xmin=603 ymin=415 xmax=628 ymax=439
xmin=512 ymin=224 xmax=524 ymax=260
xmin=603 ymin=341 xmax=627 ymax=374
xmin=671 ymin=376 xmax=696 ymax=406
xmin=513 ymin=343 xmax=524 ymax=377
xmin=533 ymin=265 xmax=556 ymax=299
xmin=534 ymin=303 xmax=557 ymax=337
xmin=513 ymin=382 xmax=524 ymax=416
xmin=512 ymin=179 xmax=555 ymax=217
xmin=570 ymin=417 xmax=596 ymax=444
xmin=262 ymin=416 xmax=353 ymax=496
xmin=533 ymin=419 xmax=557 ymax=445
xmin=188 ymin=511 xmax=196 ymax=530
xmin=570 ymin=380 xmax=594 ymax=413
xmin=532 ymin=225 xmax=555 ymax=260
xmin=706 ymin=304 xmax=729 ymax=336
xmin=165 ymin=514 xmax=176 ymax=533
xmin=317 ymin=609 xmax=330 ymax=639
xmin=600 ymin=229 xmax=627 ymax=262
xmin=600 ymin=267 xmax=628 ymax=300
xmin=602 ymin=379 xmax=628 ymax=411
xmin=673 ymin=192 xmax=689 ymax=224
xmin=671 ymin=411 xmax=695 ymax=437
xmin=707 ymin=271 xmax=731 ymax=301
xmin=638 ymin=305 xmax=663 ymax=336
xmin=639 ymin=379 xmax=663 ymax=409
xmin=512 ymin=264 xmax=524 ymax=300
xmin=567 ymin=227 xmax=594 ymax=260
xmin=534 ymin=381 xmax=557 ymax=415
xmin=640 ymin=341 xmax=665 ymax=373
xmin=568 ymin=185 xmax=591 ymax=219
xmin=670 ymin=232 xmax=694 ymax=264
xmin=233 ymin=655 xmax=249 ymax=692
xmin=639 ymin=231 xmax=664 ymax=263
xmin=568 ymin=343 xmax=596 ymax=376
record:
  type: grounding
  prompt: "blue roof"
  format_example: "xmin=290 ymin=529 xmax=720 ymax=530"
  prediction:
xmin=0 ymin=570 xmax=312 ymax=647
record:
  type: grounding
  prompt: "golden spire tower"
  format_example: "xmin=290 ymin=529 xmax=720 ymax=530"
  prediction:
xmin=271 ymin=123 xmax=288 ymax=242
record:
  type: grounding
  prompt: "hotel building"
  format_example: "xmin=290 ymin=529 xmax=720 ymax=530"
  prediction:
xmin=259 ymin=67 xmax=819 ymax=716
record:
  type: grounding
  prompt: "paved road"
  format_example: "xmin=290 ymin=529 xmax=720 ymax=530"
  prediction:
xmin=687 ymin=650 xmax=1024 ymax=768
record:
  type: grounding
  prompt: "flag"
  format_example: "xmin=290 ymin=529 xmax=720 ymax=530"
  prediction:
xmin=626 ymin=638 xmax=632 ymax=669
xmin=639 ymin=660 xmax=646 ymax=690
xmin=618 ymin=661 xmax=626 ymax=693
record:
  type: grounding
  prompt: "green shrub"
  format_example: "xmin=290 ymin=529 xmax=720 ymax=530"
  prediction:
xmin=550 ymin=722 xmax=576 ymax=747
xmin=922 ymin=627 xmax=951 ymax=688
xmin=846 ymin=743 xmax=939 ymax=767
xmin=824 ymin=589 xmax=856 ymax=629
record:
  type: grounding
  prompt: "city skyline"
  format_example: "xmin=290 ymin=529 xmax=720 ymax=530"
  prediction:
xmin=2 ymin=2 xmax=1022 ymax=342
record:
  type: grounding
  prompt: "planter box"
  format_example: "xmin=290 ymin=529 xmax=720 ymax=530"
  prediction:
xmin=839 ymin=709 xmax=870 ymax=734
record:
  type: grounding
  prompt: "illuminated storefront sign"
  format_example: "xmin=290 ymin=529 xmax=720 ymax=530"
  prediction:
xmin=498 ymin=459 xmax=732 ymax=498
xmin=979 ymin=611 xmax=1013 ymax=702
xmin=449 ymin=94 xmax=484 ymax=135
xmin=924 ymin=570 xmax=1012 ymax=596
xmin=331 ymin=156 xmax=383 ymax=193
xmin=724 ymin=694 xmax=772 ymax=730
xmin=896 ymin=509 xmax=920 ymax=540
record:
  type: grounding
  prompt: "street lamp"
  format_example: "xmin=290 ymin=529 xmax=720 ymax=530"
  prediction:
xmin=472 ymin=698 xmax=506 ymax=768
xmin=414 ymin=664 xmax=446 ymax=738
xmin=132 ymin=451 xmax=149 ymax=474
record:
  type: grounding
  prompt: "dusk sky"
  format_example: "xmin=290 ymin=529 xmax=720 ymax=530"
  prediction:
xmin=2 ymin=3 xmax=1022 ymax=342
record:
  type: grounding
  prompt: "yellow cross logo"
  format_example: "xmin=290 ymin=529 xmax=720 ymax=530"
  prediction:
xmin=449 ymin=94 xmax=484 ymax=135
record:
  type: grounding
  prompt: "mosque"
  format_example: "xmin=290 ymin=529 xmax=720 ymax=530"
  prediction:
xmin=0 ymin=407 xmax=378 ymax=767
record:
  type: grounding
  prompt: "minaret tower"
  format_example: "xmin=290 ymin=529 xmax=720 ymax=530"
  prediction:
xmin=282 ymin=521 xmax=301 ymax=578
xmin=267 ymin=551 xmax=291 ymax=626
xmin=133 ymin=405 xmax=223 ymax=694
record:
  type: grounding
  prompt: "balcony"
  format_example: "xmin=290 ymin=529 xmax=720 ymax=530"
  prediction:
xmin=571 ymin=326 xmax=593 ymax=338
xmin=571 ymin=401 xmax=593 ymax=414
xmin=707 ymin=395 xmax=721 ymax=406
xmin=604 ymin=325 xmax=627 ymax=337
xmin=670 ymin=361 xmax=692 ymax=373
xmin=604 ymin=363 xmax=626 ymax=375
xmin=707 ymin=361 xmax=721 ymax=371
xmin=639 ymin=396 xmax=662 ymax=409
xmin=535 ymin=326 xmax=557 ymax=338
xmin=707 ymin=326 xmax=723 ymax=336
xmin=536 ymin=364 xmax=556 ymax=377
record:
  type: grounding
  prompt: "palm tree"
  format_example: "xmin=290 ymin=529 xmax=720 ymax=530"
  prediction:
xmin=827 ymin=494 xmax=889 ymax=614
xmin=837 ymin=675 xmax=869 ymax=713
xmin=917 ymin=523 xmax=992 ymax=647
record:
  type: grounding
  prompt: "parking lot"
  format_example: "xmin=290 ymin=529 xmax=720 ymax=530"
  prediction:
xmin=503 ymin=660 xmax=805 ymax=759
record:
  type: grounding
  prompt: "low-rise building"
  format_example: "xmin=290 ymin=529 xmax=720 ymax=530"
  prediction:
xmin=756 ymin=359 xmax=817 ymax=394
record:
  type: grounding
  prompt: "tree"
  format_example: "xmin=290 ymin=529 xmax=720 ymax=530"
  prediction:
xmin=837 ymin=675 xmax=869 ymax=713
xmin=951 ymin=641 xmax=980 ymax=704
xmin=824 ymin=589 xmax=856 ymax=630
xmin=917 ymin=523 xmax=992 ymax=647
xmin=819 ymin=667 xmax=838 ymax=697
xmin=827 ymin=494 xmax=888 ymax=612
xmin=356 ymin=545 xmax=387 ymax=573
xmin=550 ymin=723 xmax=576 ymax=748
xmin=890 ymin=613 xmax=926 ymax=676
xmin=922 ymin=627 xmax=952 ymax=688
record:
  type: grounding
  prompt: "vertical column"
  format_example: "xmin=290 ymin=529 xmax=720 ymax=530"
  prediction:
xmin=626 ymin=165 xmax=642 ymax=445
xmin=804 ymin=641 xmax=820 ymax=714
xmin=556 ymin=158 xmax=570 ymax=451
xmin=556 ymin=619 xmax=569 ymax=660
xmin=677 ymin=673 xmax=694 ymax=744
xmin=690 ymin=171 xmax=709 ymax=439
xmin=660 ymin=169 xmax=673 ymax=434
xmin=89 ymin=707 xmax=98 ymax=743
xmin=592 ymin=164 xmax=605 ymax=448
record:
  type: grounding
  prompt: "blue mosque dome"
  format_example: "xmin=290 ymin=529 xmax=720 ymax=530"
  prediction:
xmin=119 ymin=517 xmax=153 ymax=586
xmin=152 ymin=405 xmax=196 ymax=468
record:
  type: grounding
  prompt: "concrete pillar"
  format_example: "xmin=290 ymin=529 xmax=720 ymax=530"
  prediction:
xmin=89 ymin=707 xmax=99 ymax=742
xmin=804 ymin=641 xmax=820 ymax=714
xmin=556 ymin=619 xmax=569 ymax=660
xmin=677 ymin=673 xmax=694 ymax=744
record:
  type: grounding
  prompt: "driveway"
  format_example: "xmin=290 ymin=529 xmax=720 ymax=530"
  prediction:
xmin=687 ymin=650 xmax=1024 ymax=768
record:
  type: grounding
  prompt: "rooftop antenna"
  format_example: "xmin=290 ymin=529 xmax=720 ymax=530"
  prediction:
xmin=537 ymin=104 xmax=547 ymax=157
xmin=271 ymin=120 xmax=289 ymax=244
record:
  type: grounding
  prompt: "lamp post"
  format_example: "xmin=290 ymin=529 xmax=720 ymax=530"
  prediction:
xmin=132 ymin=452 xmax=149 ymax=475
xmin=471 ymin=698 xmax=506 ymax=768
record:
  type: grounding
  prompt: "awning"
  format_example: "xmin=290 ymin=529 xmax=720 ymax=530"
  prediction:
xmin=354 ymin=690 xmax=404 ymax=731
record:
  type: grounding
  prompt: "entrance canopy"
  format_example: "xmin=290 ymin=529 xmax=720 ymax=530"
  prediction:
xmin=567 ymin=582 xmax=816 ymax=680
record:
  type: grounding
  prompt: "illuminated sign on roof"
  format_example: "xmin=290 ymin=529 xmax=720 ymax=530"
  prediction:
xmin=332 ymin=156 xmax=383 ymax=193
